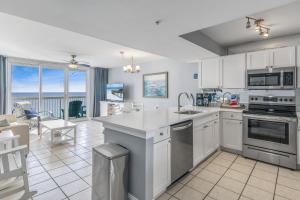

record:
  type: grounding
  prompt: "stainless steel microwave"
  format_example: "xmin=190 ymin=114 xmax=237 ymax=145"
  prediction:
xmin=247 ymin=67 xmax=296 ymax=90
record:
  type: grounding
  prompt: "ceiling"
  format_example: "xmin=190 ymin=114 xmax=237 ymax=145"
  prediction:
xmin=0 ymin=0 xmax=296 ymax=66
xmin=0 ymin=12 xmax=163 ymax=67
xmin=201 ymin=1 xmax=300 ymax=47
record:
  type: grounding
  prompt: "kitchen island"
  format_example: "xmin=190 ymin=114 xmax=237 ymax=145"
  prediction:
xmin=93 ymin=107 xmax=243 ymax=200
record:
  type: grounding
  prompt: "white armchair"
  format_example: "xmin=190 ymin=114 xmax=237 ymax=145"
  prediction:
xmin=0 ymin=115 xmax=30 ymax=152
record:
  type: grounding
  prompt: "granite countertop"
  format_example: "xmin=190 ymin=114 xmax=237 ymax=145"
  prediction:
xmin=93 ymin=106 xmax=244 ymax=133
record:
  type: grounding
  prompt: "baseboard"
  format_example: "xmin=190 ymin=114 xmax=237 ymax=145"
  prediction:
xmin=128 ymin=193 xmax=139 ymax=200
xmin=221 ymin=146 xmax=242 ymax=155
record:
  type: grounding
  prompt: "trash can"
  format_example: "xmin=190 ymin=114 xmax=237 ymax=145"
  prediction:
xmin=92 ymin=143 xmax=129 ymax=200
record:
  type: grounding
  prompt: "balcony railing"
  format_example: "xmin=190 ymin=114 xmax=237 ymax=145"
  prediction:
xmin=12 ymin=96 xmax=87 ymax=119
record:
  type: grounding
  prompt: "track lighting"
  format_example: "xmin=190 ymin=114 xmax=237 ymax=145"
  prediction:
xmin=245 ymin=17 xmax=270 ymax=38
xmin=246 ymin=18 xmax=251 ymax=29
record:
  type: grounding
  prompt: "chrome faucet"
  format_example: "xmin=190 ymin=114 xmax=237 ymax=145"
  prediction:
xmin=178 ymin=92 xmax=194 ymax=111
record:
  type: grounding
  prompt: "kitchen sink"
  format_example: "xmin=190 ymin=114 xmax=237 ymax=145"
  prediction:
xmin=175 ymin=110 xmax=203 ymax=115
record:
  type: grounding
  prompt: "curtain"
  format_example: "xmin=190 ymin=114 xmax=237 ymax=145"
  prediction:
xmin=93 ymin=67 xmax=108 ymax=117
xmin=0 ymin=55 xmax=6 ymax=115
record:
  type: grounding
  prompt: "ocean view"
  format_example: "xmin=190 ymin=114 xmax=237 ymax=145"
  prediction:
xmin=12 ymin=92 xmax=86 ymax=97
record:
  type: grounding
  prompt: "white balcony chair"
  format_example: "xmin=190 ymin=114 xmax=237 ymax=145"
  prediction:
xmin=0 ymin=134 xmax=36 ymax=199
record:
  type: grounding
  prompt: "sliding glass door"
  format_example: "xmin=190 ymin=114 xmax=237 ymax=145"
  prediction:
xmin=41 ymin=67 xmax=65 ymax=119
xmin=68 ymin=69 xmax=87 ymax=119
xmin=11 ymin=64 xmax=39 ymax=116
xmin=9 ymin=61 xmax=89 ymax=121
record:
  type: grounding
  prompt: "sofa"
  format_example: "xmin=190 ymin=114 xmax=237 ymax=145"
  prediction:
xmin=0 ymin=115 xmax=30 ymax=151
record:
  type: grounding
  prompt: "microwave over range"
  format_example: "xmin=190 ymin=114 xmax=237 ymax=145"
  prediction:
xmin=247 ymin=67 xmax=296 ymax=90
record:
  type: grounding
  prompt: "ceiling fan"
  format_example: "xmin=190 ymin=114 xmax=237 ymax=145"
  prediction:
xmin=66 ymin=54 xmax=90 ymax=69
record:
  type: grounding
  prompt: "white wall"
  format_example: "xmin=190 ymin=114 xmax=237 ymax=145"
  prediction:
xmin=109 ymin=58 xmax=199 ymax=110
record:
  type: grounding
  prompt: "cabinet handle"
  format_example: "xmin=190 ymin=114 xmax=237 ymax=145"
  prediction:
xmin=240 ymin=122 xmax=243 ymax=124
xmin=214 ymin=121 xmax=217 ymax=124
xmin=160 ymin=132 xmax=164 ymax=136
xmin=230 ymin=114 xmax=234 ymax=118
xmin=203 ymin=125 xmax=209 ymax=128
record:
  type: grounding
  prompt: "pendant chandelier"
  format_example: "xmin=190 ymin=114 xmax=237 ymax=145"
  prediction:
xmin=120 ymin=52 xmax=141 ymax=73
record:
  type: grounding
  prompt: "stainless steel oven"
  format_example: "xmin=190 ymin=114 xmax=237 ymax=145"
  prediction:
xmin=243 ymin=114 xmax=297 ymax=154
xmin=242 ymin=95 xmax=297 ymax=169
xmin=247 ymin=67 xmax=296 ymax=90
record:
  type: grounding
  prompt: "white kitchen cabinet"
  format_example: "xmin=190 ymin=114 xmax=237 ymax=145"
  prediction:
xmin=212 ymin=120 xmax=220 ymax=150
xmin=203 ymin=122 xmax=214 ymax=157
xmin=153 ymin=138 xmax=171 ymax=197
xmin=247 ymin=46 xmax=295 ymax=70
xmin=193 ymin=124 xmax=205 ymax=166
xmin=271 ymin=46 xmax=295 ymax=68
xmin=247 ymin=49 xmax=270 ymax=70
xmin=221 ymin=53 xmax=246 ymax=89
xmin=199 ymin=57 xmax=221 ymax=88
xmin=296 ymin=46 xmax=300 ymax=88
xmin=222 ymin=118 xmax=243 ymax=151
xmin=297 ymin=131 xmax=300 ymax=165
xmin=193 ymin=116 xmax=219 ymax=167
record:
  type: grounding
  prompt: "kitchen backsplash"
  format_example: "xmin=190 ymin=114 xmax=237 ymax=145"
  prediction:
xmin=221 ymin=89 xmax=296 ymax=104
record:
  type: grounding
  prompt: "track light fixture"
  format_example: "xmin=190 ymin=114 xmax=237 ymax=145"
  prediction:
xmin=245 ymin=17 xmax=270 ymax=38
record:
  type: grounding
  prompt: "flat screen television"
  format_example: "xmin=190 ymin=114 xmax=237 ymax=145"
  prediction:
xmin=106 ymin=83 xmax=124 ymax=102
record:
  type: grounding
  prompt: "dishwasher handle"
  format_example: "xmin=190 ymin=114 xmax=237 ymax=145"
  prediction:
xmin=172 ymin=122 xmax=193 ymax=131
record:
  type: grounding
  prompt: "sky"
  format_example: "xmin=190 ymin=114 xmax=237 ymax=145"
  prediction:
xmin=12 ymin=65 xmax=86 ymax=93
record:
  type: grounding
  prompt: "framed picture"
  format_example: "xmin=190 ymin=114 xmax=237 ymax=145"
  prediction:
xmin=143 ymin=72 xmax=168 ymax=98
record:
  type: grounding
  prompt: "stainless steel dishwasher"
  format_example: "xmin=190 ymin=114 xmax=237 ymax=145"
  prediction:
xmin=171 ymin=120 xmax=193 ymax=183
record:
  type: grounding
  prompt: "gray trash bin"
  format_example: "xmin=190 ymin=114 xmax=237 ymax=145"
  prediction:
xmin=92 ymin=143 xmax=129 ymax=200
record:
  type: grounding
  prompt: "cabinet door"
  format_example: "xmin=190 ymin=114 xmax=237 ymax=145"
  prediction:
xmin=247 ymin=50 xmax=270 ymax=69
xmin=222 ymin=54 xmax=246 ymax=88
xmin=200 ymin=57 xmax=221 ymax=88
xmin=153 ymin=139 xmax=171 ymax=197
xmin=193 ymin=126 xmax=205 ymax=167
xmin=298 ymin=132 xmax=300 ymax=165
xmin=203 ymin=123 xmax=214 ymax=157
xmin=222 ymin=119 xmax=243 ymax=151
xmin=213 ymin=120 xmax=220 ymax=150
xmin=270 ymin=46 xmax=295 ymax=68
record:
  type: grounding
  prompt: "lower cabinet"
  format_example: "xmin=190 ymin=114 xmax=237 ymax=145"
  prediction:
xmin=222 ymin=118 xmax=243 ymax=151
xmin=153 ymin=138 xmax=171 ymax=197
xmin=193 ymin=117 xmax=219 ymax=167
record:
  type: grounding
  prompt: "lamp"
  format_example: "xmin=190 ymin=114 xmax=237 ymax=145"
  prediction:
xmin=121 ymin=52 xmax=141 ymax=73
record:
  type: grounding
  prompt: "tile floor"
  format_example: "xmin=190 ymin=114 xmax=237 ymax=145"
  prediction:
xmin=2 ymin=120 xmax=104 ymax=200
xmin=157 ymin=151 xmax=300 ymax=200
xmin=3 ymin=120 xmax=300 ymax=200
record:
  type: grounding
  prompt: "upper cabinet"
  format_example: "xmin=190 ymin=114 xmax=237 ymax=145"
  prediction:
xmin=271 ymin=46 xmax=296 ymax=68
xmin=247 ymin=46 xmax=296 ymax=69
xmin=247 ymin=49 xmax=270 ymax=69
xmin=199 ymin=57 xmax=221 ymax=89
xmin=221 ymin=53 xmax=246 ymax=89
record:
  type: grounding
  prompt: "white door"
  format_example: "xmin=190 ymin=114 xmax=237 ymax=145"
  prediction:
xmin=153 ymin=139 xmax=171 ymax=197
xmin=193 ymin=125 xmax=205 ymax=167
xmin=213 ymin=120 xmax=220 ymax=150
xmin=222 ymin=54 xmax=246 ymax=89
xmin=222 ymin=119 xmax=243 ymax=151
xmin=200 ymin=57 xmax=221 ymax=88
xmin=270 ymin=46 xmax=296 ymax=68
xmin=247 ymin=49 xmax=270 ymax=69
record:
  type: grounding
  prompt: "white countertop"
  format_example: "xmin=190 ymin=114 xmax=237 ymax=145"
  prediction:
xmin=93 ymin=106 xmax=244 ymax=134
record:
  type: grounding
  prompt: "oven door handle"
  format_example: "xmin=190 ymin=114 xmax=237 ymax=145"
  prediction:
xmin=243 ymin=114 xmax=297 ymax=123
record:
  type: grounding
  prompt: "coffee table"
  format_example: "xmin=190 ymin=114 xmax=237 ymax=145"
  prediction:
xmin=39 ymin=119 xmax=77 ymax=145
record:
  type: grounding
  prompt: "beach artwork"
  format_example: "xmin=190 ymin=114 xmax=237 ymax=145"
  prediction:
xmin=143 ymin=72 xmax=168 ymax=98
